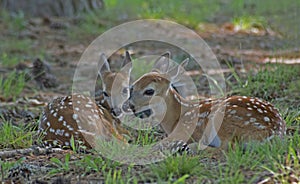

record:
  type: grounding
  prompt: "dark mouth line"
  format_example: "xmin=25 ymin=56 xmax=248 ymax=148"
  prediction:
xmin=134 ymin=109 xmax=153 ymax=119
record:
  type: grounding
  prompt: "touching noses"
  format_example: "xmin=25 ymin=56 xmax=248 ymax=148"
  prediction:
xmin=121 ymin=86 xmax=135 ymax=113
xmin=110 ymin=86 xmax=134 ymax=117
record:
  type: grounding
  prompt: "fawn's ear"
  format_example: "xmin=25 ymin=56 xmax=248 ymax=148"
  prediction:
xmin=98 ymin=53 xmax=111 ymax=80
xmin=122 ymin=51 xmax=132 ymax=67
xmin=120 ymin=59 xmax=132 ymax=77
xmin=98 ymin=53 xmax=111 ymax=73
xmin=120 ymin=51 xmax=132 ymax=78
xmin=169 ymin=58 xmax=189 ymax=86
xmin=151 ymin=51 xmax=170 ymax=74
xmin=172 ymin=58 xmax=189 ymax=79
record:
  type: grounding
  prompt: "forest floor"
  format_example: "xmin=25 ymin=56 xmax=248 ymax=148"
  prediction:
xmin=0 ymin=3 xmax=299 ymax=183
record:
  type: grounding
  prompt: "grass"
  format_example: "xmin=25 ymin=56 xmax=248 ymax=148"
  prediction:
xmin=0 ymin=10 xmax=39 ymax=68
xmin=0 ymin=39 xmax=42 ymax=69
xmin=133 ymin=128 xmax=158 ymax=146
xmin=0 ymin=38 xmax=34 ymax=68
xmin=228 ymin=0 xmax=300 ymax=40
xmin=0 ymin=10 xmax=47 ymax=69
xmin=68 ymin=0 xmax=220 ymax=39
xmin=0 ymin=157 xmax=26 ymax=180
xmin=77 ymin=155 xmax=104 ymax=173
xmin=232 ymin=15 xmax=267 ymax=31
xmin=49 ymin=153 xmax=133 ymax=181
xmin=0 ymin=120 xmax=34 ymax=149
xmin=66 ymin=0 xmax=299 ymax=46
xmin=123 ymin=116 xmax=159 ymax=146
xmin=104 ymin=167 xmax=138 ymax=184
xmin=150 ymin=154 xmax=201 ymax=181
xmin=43 ymin=124 xmax=298 ymax=182
xmin=67 ymin=11 xmax=108 ymax=40
xmin=227 ymin=63 xmax=300 ymax=102
xmin=104 ymin=0 xmax=219 ymax=28
xmin=0 ymin=70 xmax=26 ymax=100
xmin=0 ymin=53 xmax=20 ymax=68
xmin=49 ymin=153 xmax=71 ymax=175
xmin=0 ymin=10 xmax=27 ymax=31
xmin=0 ymin=38 xmax=33 ymax=55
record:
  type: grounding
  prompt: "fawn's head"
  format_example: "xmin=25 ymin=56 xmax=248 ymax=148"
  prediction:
xmin=99 ymin=51 xmax=132 ymax=117
xmin=127 ymin=52 xmax=189 ymax=119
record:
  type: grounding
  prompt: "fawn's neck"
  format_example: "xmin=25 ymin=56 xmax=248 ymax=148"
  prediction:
xmin=161 ymin=87 xmax=199 ymax=134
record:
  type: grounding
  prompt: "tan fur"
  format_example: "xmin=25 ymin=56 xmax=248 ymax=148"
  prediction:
xmin=129 ymin=71 xmax=286 ymax=151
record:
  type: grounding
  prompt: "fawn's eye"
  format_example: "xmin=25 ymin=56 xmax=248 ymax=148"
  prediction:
xmin=143 ymin=89 xmax=155 ymax=96
xmin=122 ymin=87 xmax=129 ymax=95
xmin=103 ymin=91 xmax=109 ymax=97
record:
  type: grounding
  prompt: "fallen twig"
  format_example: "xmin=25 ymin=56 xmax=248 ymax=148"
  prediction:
xmin=0 ymin=146 xmax=67 ymax=159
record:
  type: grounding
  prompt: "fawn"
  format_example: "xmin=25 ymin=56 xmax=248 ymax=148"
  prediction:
xmin=39 ymin=52 xmax=132 ymax=149
xmin=126 ymin=52 xmax=286 ymax=152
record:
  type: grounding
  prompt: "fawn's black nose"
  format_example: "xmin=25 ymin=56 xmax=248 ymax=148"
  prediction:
xmin=111 ymin=108 xmax=122 ymax=118
xmin=129 ymin=86 xmax=133 ymax=97
xmin=121 ymin=100 xmax=135 ymax=113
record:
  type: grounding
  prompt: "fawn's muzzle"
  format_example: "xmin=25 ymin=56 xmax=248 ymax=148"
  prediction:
xmin=111 ymin=108 xmax=122 ymax=118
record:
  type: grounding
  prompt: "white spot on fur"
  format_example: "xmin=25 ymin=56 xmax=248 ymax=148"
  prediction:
xmin=185 ymin=112 xmax=192 ymax=116
xmin=230 ymin=110 xmax=237 ymax=114
xmin=254 ymin=123 xmax=265 ymax=129
xmin=264 ymin=116 xmax=270 ymax=122
xmin=68 ymin=127 xmax=74 ymax=131
xmin=58 ymin=116 xmax=63 ymax=122
xmin=244 ymin=121 xmax=250 ymax=125
xmin=93 ymin=114 xmax=100 ymax=119
xmin=85 ymin=104 xmax=92 ymax=108
xmin=257 ymin=108 xmax=263 ymax=113
xmin=72 ymin=114 xmax=78 ymax=120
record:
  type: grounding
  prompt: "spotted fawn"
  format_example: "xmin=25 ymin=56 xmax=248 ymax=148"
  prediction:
xmin=127 ymin=52 xmax=286 ymax=152
xmin=39 ymin=52 xmax=132 ymax=148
